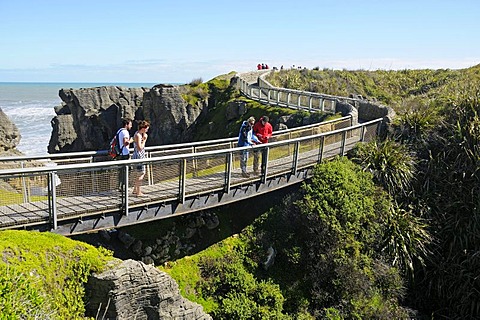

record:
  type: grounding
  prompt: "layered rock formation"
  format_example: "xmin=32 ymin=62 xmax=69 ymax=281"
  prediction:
xmin=48 ymin=85 xmax=206 ymax=153
xmin=0 ymin=108 xmax=21 ymax=154
xmin=84 ymin=259 xmax=212 ymax=319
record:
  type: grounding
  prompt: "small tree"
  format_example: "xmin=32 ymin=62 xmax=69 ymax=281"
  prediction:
xmin=296 ymin=157 xmax=409 ymax=318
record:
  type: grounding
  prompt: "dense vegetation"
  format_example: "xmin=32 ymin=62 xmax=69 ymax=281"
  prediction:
xmin=163 ymin=158 xmax=409 ymax=318
xmin=267 ymin=65 xmax=480 ymax=318
xmin=162 ymin=65 xmax=480 ymax=319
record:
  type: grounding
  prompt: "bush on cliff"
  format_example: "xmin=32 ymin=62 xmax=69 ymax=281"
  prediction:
xmin=162 ymin=157 xmax=409 ymax=319
xmin=268 ymin=65 xmax=480 ymax=318
xmin=0 ymin=230 xmax=112 ymax=319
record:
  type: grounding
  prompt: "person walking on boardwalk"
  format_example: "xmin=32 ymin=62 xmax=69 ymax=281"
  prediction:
xmin=252 ymin=115 xmax=273 ymax=175
xmin=116 ymin=118 xmax=133 ymax=191
xmin=132 ymin=120 xmax=150 ymax=196
xmin=238 ymin=116 xmax=260 ymax=178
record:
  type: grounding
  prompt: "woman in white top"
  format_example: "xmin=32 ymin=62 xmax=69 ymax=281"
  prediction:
xmin=132 ymin=120 xmax=150 ymax=196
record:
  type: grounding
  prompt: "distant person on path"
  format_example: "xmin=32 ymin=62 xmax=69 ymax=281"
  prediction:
xmin=132 ymin=120 xmax=150 ymax=196
xmin=252 ymin=116 xmax=273 ymax=175
xmin=238 ymin=116 xmax=260 ymax=178
xmin=257 ymin=63 xmax=262 ymax=70
xmin=116 ymin=118 xmax=133 ymax=190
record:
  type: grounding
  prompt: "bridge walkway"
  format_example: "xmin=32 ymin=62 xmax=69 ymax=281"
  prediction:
xmin=0 ymin=72 xmax=383 ymax=235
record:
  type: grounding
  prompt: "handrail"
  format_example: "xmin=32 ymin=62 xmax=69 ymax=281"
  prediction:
xmin=0 ymin=115 xmax=352 ymax=163
xmin=0 ymin=118 xmax=381 ymax=177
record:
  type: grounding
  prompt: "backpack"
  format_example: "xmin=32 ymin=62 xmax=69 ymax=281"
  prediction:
xmin=108 ymin=129 xmax=123 ymax=159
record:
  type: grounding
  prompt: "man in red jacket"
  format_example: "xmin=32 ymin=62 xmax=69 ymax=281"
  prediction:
xmin=252 ymin=116 xmax=273 ymax=175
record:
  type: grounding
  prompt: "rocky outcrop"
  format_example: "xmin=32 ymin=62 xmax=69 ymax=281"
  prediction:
xmin=84 ymin=259 xmax=211 ymax=320
xmin=141 ymin=84 xmax=206 ymax=146
xmin=48 ymin=85 xmax=207 ymax=153
xmin=0 ymin=108 xmax=21 ymax=153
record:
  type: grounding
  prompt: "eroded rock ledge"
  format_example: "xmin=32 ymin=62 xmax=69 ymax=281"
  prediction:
xmin=84 ymin=259 xmax=212 ymax=320
xmin=48 ymin=85 xmax=206 ymax=153
xmin=0 ymin=108 xmax=21 ymax=154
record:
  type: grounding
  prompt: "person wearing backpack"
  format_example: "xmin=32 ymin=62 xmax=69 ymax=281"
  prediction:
xmin=116 ymin=118 xmax=133 ymax=191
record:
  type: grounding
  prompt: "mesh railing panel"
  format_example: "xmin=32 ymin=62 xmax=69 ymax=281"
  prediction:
xmin=266 ymin=143 xmax=295 ymax=175
xmin=184 ymin=154 xmax=227 ymax=196
xmin=297 ymin=137 xmax=322 ymax=169
xmin=55 ymin=167 xmax=122 ymax=218
xmin=147 ymin=160 xmax=181 ymax=200
xmin=0 ymin=173 xmax=50 ymax=227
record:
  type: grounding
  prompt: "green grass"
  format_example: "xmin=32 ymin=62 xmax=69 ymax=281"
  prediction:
xmin=0 ymin=230 xmax=113 ymax=319
xmin=160 ymin=235 xmax=243 ymax=313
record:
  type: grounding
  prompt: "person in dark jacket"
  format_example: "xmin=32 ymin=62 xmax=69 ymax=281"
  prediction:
xmin=238 ymin=116 xmax=260 ymax=178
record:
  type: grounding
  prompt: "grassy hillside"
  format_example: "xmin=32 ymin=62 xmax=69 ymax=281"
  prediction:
xmin=183 ymin=72 xmax=333 ymax=142
xmin=266 ymin=65 xmax=480 ymax=108
xmin=0 ymin=230 xmax=113 ymax=319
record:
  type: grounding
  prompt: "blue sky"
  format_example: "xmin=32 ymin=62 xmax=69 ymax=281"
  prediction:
xmin=0 ymin=0 xmax=478 ymax=83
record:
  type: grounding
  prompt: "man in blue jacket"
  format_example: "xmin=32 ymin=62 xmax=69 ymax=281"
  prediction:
xmin=238 ymin=116 xmax=261 ymax=178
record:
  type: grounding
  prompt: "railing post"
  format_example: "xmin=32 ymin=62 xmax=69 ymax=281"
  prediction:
xmin=124 ymin=165 xmax=129 ymax=216
xmin=47 ymin=172 xmax=57 ymax=230
xmin=179 ymin=159 xmax=186 ymax=204
xmin=318 ymin=136 xmax=325 ymax=163
xmin=225 ymin=152 xmax=232 ymax=193
xmin=192 ymin=147 xmax=198 ymax=177
xmin=287 ymin=92 xmax=291 ymax=106
xmin=320 ymin=98 xmax=325 ymax=112
xmin=361 ymin=125 xmax=366 ymax=142
xmin=147 ymin=152 xmax=153 ymax=186
xmin=261 ymin=147 xmax=269 ymax=184
xmin=341 ymin=131 xmax=347 ymax=155
xmin=308 ymin=96 xmax=312 ymax=112
xmin=292 ymin=141 xmax=300 ymax=175
xmin=21 ymin=161 xmax=29 ymax=203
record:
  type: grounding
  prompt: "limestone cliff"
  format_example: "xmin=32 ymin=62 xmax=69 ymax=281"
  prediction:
xmin=0 ymin=107 xmax=22 ymax=155
xmin=48 ymin=85 xmax=206 ymax=153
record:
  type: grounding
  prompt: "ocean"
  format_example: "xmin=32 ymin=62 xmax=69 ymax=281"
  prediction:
xmin=0 ymin=82 xmax=156 ymax=156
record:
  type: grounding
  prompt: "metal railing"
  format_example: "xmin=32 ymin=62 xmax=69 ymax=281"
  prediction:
xmin=0 ymin=116 xmax=353 ymax=168
xmin=0 ymin=118 xmax=382 ymax=234
xmin=236 ymin=72 xmax=364 ymax=112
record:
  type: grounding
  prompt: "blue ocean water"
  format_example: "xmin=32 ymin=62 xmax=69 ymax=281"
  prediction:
xmin=0 ymin=82 xmax=156 ymax=156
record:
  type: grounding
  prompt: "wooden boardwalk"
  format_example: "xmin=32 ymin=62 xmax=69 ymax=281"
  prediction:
xmin=0 ymin=102 xmax=382 ymax=235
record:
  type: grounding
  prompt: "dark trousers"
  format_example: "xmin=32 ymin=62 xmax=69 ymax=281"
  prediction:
xmin=253 ymin=149 xmax=266 ymax=174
